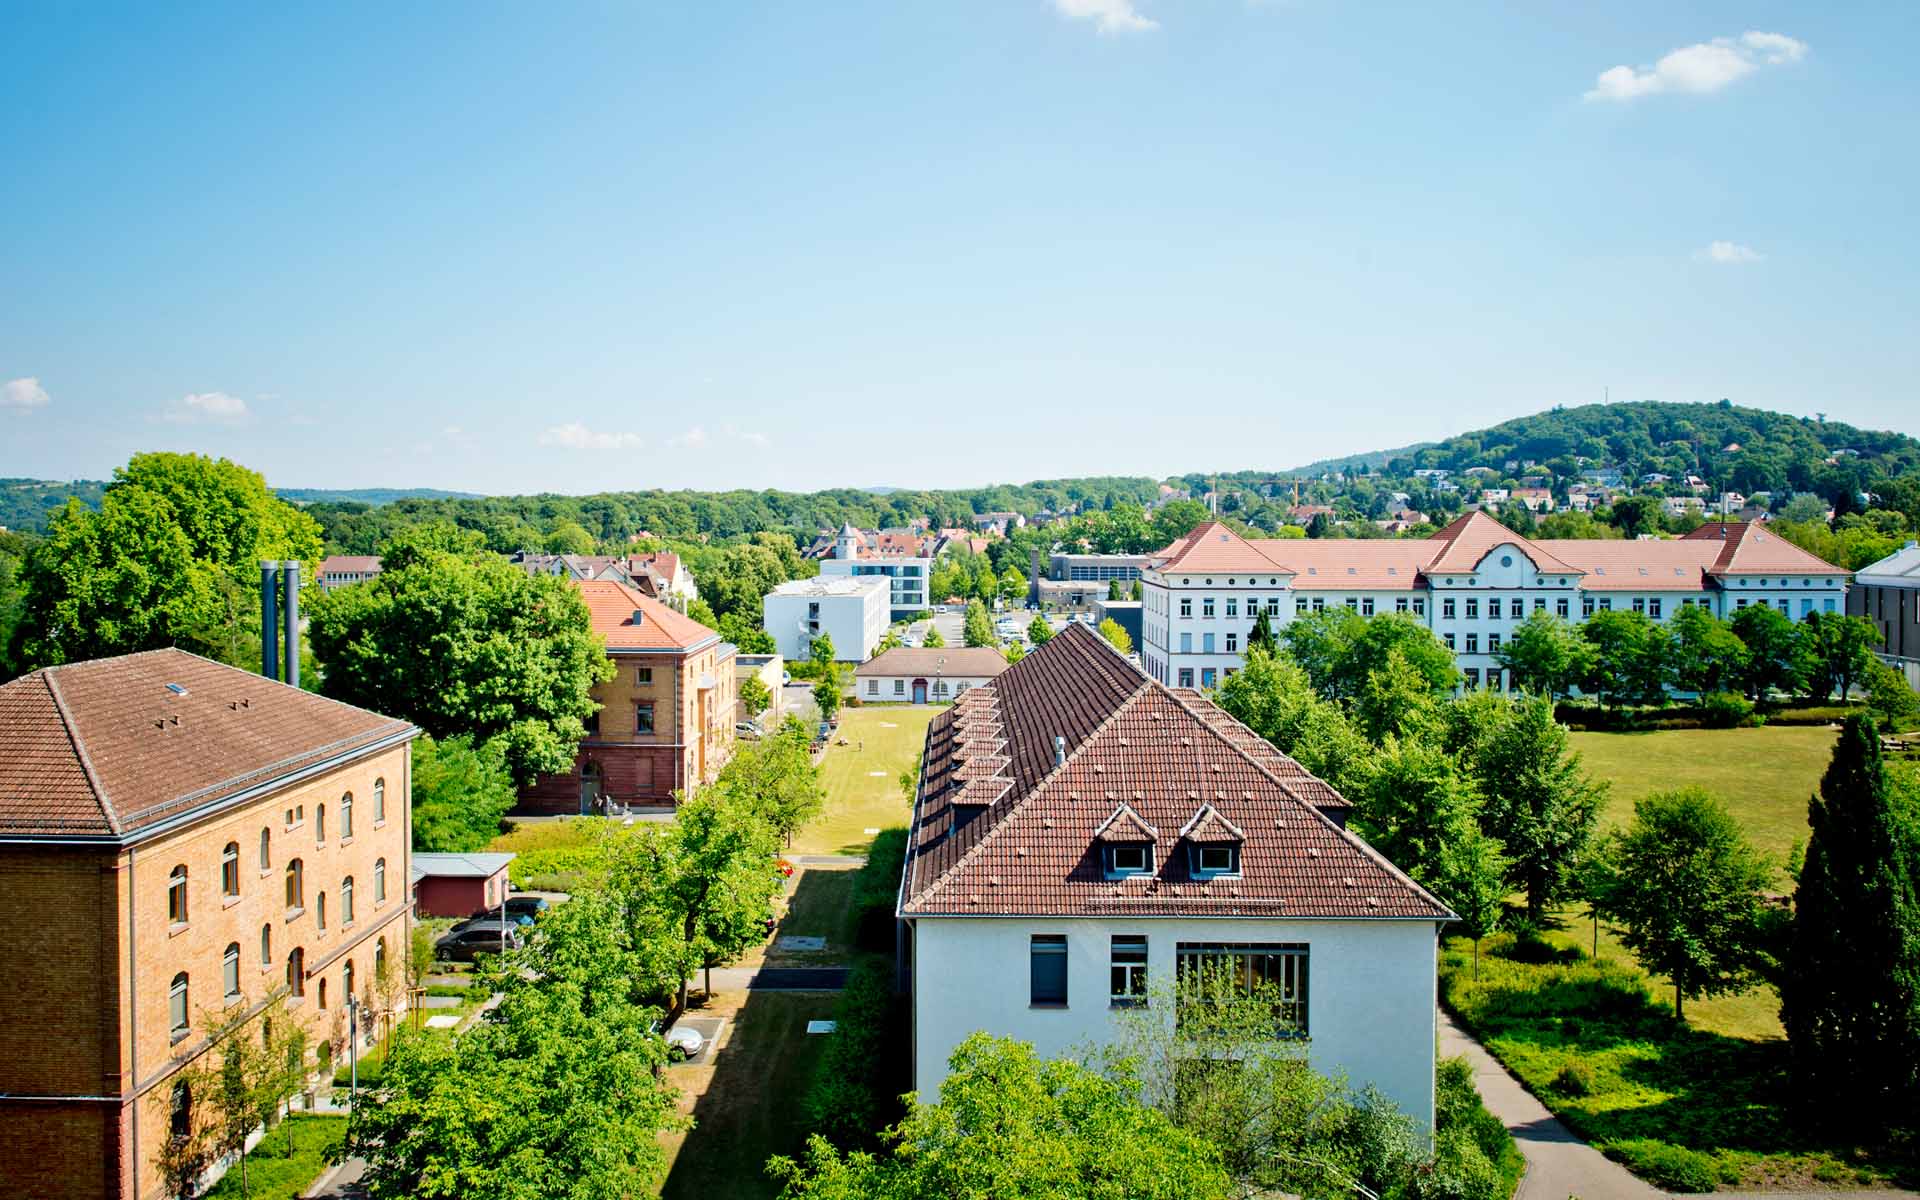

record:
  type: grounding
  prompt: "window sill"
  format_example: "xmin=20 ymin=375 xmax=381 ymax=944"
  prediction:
xmin=373 ymin=821 xmax=387 ymax=831
xmin=169 ymin=1029 xmax=190 ymax=1045
xmin=1029 ymin=1002 xmax=1069 ymax=1010
xmin=340 ymin=837 xmax=354 ymax=847
xmin=224 ymin=991 xmax=242 ymax=1006
xmin=222 ymin=895 xmax=243 ymax=909
xmin=1110 ymin=999 xmax=1149 ymax=1009
xmin=259 ymin=868 xmax=274 ymax=880
xmin=167 ymin=922 xmax=189 ymax=938
xmin=286 ymin=907 xmax=305 ymax=921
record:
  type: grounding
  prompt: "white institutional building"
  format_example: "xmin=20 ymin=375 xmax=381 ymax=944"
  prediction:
xmin=762 ymin=574 xmax=891 ymax=663
xmin=1141 ymin=513 xmax=1851 ymax=692
xmin=816 ymin=523 xmax=932 ymax=618
xmin=899 ymin=624 xmax=1452 ymax=1130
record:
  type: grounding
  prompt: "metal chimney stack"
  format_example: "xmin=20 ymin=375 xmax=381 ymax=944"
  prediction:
xmin=281 ymin=561 xmax=301 ymax=689
xmin=261 ymin=561 xmax=280 ymax=681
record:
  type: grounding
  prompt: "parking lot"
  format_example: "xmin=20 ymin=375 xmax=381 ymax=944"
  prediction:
xmin=901 ymin=607 xmax=1078 ymax=649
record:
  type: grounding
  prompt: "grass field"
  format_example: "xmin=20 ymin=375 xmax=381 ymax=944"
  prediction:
xmin=657 ymin=991 xmax=841 ymax=1200
xmin=1555 ymin=724 xmax=1840 ymax=1040
xmin=490 ymin=816 xmax=610 ymax=891
xmin=203 ymin=1114 xmax=347 ymax=1200
xmin=792 ymin=707 xmax=936 ymax=855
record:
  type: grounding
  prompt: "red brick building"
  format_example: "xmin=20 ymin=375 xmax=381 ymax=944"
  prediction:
xmin=0 ymin=649 xmax=416 ymax=1200
xmin=518 ymin=580 xmax=736 ymax=814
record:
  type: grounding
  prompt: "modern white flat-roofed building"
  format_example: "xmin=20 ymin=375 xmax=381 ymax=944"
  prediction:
xmin=1140 ymin=514 xmax=1850 ymax=693
xmin=898 ymin=624 xmax=1450 ymax=1131
xmin=815 ymin=523 xmax=932 ymax=618
xmin=762 ymin=574 xmax=890 ymax=663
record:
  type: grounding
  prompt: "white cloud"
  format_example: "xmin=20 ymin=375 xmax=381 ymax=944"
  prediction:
xmin=737 ymin=429 xmax=770 ymax=449
xmin=1585 ymin=31 xmax=1807 ymax=102
xmin=1698 ymin=241 xmax=1764 ymax=264
xmin=667 ymin=426 xmax=710 ymax=450
xmin=2 ymin=377 xmax=50 ymax=413
xmin=539 ymin=421 xmax=644 ymax=451
xmin=1053 ymin=0 xmax=1158 ymax=35
xmin=166 ymin=391 xmax=250 ymax=423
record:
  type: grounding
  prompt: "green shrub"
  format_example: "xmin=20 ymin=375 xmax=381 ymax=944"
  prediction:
xmin=1698 ymin=691 xmax=1759 ymax=728
xmin=803 ymin=956 xmax=905 ymax=1147
xmin=1550 ymin=1061 xmax=1594 ymax=1097
xmin=1430 ymin=1055 xmax=1524 ymax=1200
xmin=849 ymin=827 xmax=908 ymax=954
xmin=1605 ymin=1139 xmax=1720 ymax=1193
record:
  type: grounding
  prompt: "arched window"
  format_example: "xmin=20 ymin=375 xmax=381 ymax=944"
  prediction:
xmin=167 ymin=865 xmax=188 ymax=925
xmin=260 ymin=924 xmax=272 ymax=968
xmin=341 ymin=876 xmax=355 ymax=925
xmin=374 ymin=777 xmax=386 ymax=824
xmin=316 ymin=804 xmax=326 ymax=844
xmin=168 ymin=972 xmax=189 ymax=1040
xmin=287 ymin=947 xmax=305 ymax=997
xmin=374 ymin=937 xmax=387 ymax=980
xmin=318 ymin=976 xmax=328 ymax=1010
xmin=170 ymin=1080 xmax=192 ymax=1140
xmin=259 ymin=827 xmax=271 ymax=871
xmin=222 ymin=943 xmax=241 ymax=1001
xmin=317 ymin=891 xmax=327 ymax=931
xmin=285 ymin=859 xmax=304 ymax=911
xmin=374 ymin=858 xmax=387 ymax=904
xmin=221 ymin=842 xmax=240 ymax=897
xmin=341 ymin=792 xmax=353 ymax=840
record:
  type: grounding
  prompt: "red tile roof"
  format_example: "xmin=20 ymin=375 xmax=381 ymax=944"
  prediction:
xmin=901 ymin=624 xmax=1448 ymax=920
xmin=856 ymin=647 xmax=1010 ymax=679
xmin=0 ymin=649 xmax=413 ymax=840
xmin=1683 ymin=521 xmax=1851 ymax=577
xmin=573 ymin=579 xmax=720 ymax=652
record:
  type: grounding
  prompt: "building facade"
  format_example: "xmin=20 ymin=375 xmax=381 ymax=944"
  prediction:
xmin=762 ymin=575 xmax=891 ymax=663
xmin=898 ymin=625 xmax=1449 ymax=1130
xmin=815 ymin=523 xmax=932 ymax=617
xmin=519 ymin=580 xmax=736 ymax=814
xmin=1141 ymin=515 xmax=1850 ymax=692
xmin=315 ymin=555 xmax=382 ymax=591
xmin=1850 ymin=541 xmax=1920 ymax=689
xmin=854 ymin=646 xmax=1008 ymax=704
xmin=0 ymin=649 xmax=415 ymax=1200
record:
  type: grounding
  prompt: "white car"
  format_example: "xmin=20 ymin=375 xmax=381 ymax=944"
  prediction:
xmin=661 ymin=1023 xmax=705 ymax=1061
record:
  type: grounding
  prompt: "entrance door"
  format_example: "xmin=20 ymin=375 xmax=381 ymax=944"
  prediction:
xmin=579 ymin=762 xmax=601 ymax=815
xmin=912 ymin=678 xmax=928 ymax=704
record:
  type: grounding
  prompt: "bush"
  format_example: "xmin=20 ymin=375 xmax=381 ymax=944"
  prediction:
xmin=1429 ymin=1056 xmax=1524 ymax=1200
xmin=1605 ymin=1139 xmax=1721 ymax=1193
xmin=1550 ymin=1061 xmax=1595 ymax=1097
xmin=802 ymin=956 xmax=905 ymax=1147
xmin=1697 ymin=691 xmax=1759 ymax=728
xmin=850 ymin=827 xmax=908 ymax=954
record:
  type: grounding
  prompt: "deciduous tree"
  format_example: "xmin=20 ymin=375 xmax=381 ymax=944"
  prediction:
xmin=1579 ymin=609 xmax=1668 ymax=707
xmin=1097 ymin=617 xmax=1132 ymax=656
xmin=1026 ymin=614 xmax=1054 ymax=645
xmin=739 ymin=674 xmax=772 ymax=722
xmin=1496 ymin=610 xmax=1594 ymax=699
xmin=1666 ymin=604 xmax=1750 ymax=695
xmin=1730 ymin=603 xmax=1808 ymax=702
xmin=962 ymin=599 xmax=997 ymax=648
xmin=1465 ymin=695 xmax=1607 ymax=921
xmin=411 ymin=733 xmax=518 ymax=853
xmin=1802 ymin=611 xmax=1877 ymax=701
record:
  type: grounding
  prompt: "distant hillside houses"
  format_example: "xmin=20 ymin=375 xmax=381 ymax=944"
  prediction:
xmin=509 ymin=551 xmax=699 ymax=608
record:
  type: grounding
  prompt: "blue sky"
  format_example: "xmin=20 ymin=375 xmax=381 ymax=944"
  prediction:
xmin=3 ymin=2 xmax=1916 ymax=494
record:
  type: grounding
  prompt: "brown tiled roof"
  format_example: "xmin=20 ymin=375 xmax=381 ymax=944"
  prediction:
xmin=318 ymin=555 xmax=382 ymax=574
xmin=1092 ymin=804 xmax=1159 ymax=843
xmin=1422 ymin=511 xmax=1582 ymax=576
xmin=1268 ymin=540 xmax=1431 ymax=590
xmin=856 ymin=647 xmax=1009 ymax=679
xmin=1151 ymin=522 xmax=1296 ymax=576
xmin=1683 ymin=521 xmax=1851 ymax=577
xmin=574 ymin=579 xmax=719 ymax=652
xmin=0 ymin=649 xmax=413 ymax=841
xmin=901 ymin=624 xmax=1449 ymax=920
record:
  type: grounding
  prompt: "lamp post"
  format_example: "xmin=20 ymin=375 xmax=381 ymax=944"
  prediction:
xmin=345 ymin=995 xmax=360 ymax=1110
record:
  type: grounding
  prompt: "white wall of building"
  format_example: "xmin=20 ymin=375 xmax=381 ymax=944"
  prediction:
xmin=762 ymin=578 xmax=890 ymax=662
xmin=857 ymin=673 xmax=998 ymax=703
xmin=910 ymin=915 xmax=1442 ymax=1132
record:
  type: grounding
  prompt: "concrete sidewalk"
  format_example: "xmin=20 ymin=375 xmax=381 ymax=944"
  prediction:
xmin=1438 ymin=1007 xmax=1668 ymax=1200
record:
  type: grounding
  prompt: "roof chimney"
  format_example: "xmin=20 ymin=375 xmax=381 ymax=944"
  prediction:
xmin=260 ymin=560 xmax=280 ymax=681
xmin=1054 ymin=735 xmax=1066 ymax=767
xmin=281 ymin=561 xmax=301 ymax=688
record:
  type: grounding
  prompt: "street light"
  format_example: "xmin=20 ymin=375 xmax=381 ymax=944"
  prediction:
xmin=345 ymin=994 xmax=360 ymax=1111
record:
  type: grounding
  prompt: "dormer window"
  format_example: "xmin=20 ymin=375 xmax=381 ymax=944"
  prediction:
xmin=1180 ymin=803 xmax=1246 ymax=879
xmin=1108 ymin=843 xmax=1153 ymax=876
xmin=1093 ymin=803 xmax=1159 ymax=878
xmin=1193 ymin=845 xmax=1240 ymax=876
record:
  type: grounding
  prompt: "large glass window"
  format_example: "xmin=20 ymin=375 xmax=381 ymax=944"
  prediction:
xmin=1175 ymin=942 xmax=1309 ymax=1035
xmin=635 ymin=703 xmax=656 ymax=734
xmin=1111 ymin=935 xmax=1148 ymax=1006
xmin=168 ymin=865 xmax=189 ymax=925
xmin=259 ymin=827 xmax=271 ymax=871
xmin=1030 ymin=935 xmax=1068 ymax=1007
xmin=221 ymin=843 xmax=240 ymax=897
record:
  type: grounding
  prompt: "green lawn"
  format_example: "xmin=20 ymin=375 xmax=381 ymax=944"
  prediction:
xmin=1561 ymin=725 xmax=1838 ymax=1041
xmin=657 ymin=991 xmax=842 ymax=1200
xmin=203 ymin=1114 xmax=347 ymax=1200
xmin=489 ymin=816 xmax=611 ymax=890
xmin=792 ymin=707 xmax=935 ymax=855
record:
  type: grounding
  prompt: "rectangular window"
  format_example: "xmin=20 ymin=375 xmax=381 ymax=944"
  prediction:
xmin=1488 ymin=668 xmax=1504 ymax=691
xmin=1180 ymin=632 xmax=1193 ymax=653
xmin=1443 ymin=633 xmax=1456 ymax=651
xmin=1311 ymin=598 xmax=1325 ymax=613
xmin=1465 ymin=598 xmax=1480 ymax=619
xmin=584 ymin=710 xmax=600 ymax=736
xmin=1175 ymin=942 xmax=1308 ymax=1035
xmin=1557 ymin=598 xmax=1570 ymax=619
xmin=1632 ymin=597 xmax=1646 ymax=614
xmin=1361 ymin=598 xmax=1375 ymax=616
xmin=1533 ymin=598 xmax=1546 ymax=612
xmin=635 ymin=703 xmax=656 ymax=734
xmin=1111 ymin=936 xmax=1148 ymax=1006
xmin=894 ymin=678 xmax=905 ymax=695
xmin=1109 ymin=845 xmax=1151 ymax=875
xmin=1777 ymin=599 xmax=1791 ymax=615
xmin=1442 ymin=598 xmax=1456 ymax=619
xmin=1465 ymin=634 xmax=1479 ymax=654
xmin=1177 ymin=668 xmax=1194 ymax=688
xmin=1488 ymin=633 xmax=1501 ymax=653
xmin=1031 ymin=935 xmax=1068 ymax=1007
xmin=1202 ymin=633 xmax=1215 ymax=654
xmin=1202 ymin=597 xmax=1215 ymax=619
xmin=1509 ymin=598 xmax=1523 ymax=619
xmin=1464 ymin=667 xmax=1480 ymax=688
xmin=1225 ymin=597 xmax=1238 ymax=618
xmin=866 ymin=680 xmax=878 ymax=696
xmin=636 ymin=666 xmax=654 ymax=685
xmin=1194 ymin=845 xmax=1238 ymax=875
xmin=1650 ymin=599 xmax=1663 ymax=619
xmin=1395 ymin=598 xmax=1408 ymax=612
xmin=1737 ymin=597 xmax=1749 ymax=609
xmin=1267 ymin=598 xmax=1282 ymax=616
xmin=1295 ymin=597 xmax=1308 ymax=614
xmin=1412 ymin=598 xmax=1426 ymax=617
xmin=1179 ymin=597 xmax=1192 ymax=618
xmin=1582 ymin=597 xmax=1596 ymax=618
xmin=1200 ymin=668 xmax=1217 ymax=688
xmin=1600 ymin=598 xmax=1613 ymax=611
xmin=1226 ymin=633 xmax=1239 ymax=652
xmin=1824 ymin=597 xmax=1836 ymax=612
xmin=1344 ymin=598 xmax=1358 ymax=611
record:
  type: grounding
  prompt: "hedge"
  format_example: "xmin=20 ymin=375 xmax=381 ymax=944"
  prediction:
xmin=851 ymin=827 xmax=908 ymax=954
xmin=802 ymin=955 xmax=906 ymax=1148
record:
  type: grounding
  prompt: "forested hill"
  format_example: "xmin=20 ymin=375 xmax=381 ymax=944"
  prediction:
xmin=276 ymin=487 xmax=483 ymax=506
xmin=1387 ymin=400 xmax=1918 ymax=495
xmin=0 ymin=478 xmax=107 ymax=533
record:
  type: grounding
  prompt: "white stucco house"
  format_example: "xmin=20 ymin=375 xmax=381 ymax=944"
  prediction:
xmin=762 ymin=574 xmax=889 ymax=663
xmin=816 ymin=523 xmax=933 ymax=618
xmin=855 ymin=646 xmax=1008 ymax=704
xmin=897 ymin=623 xmax=1453 ymax=1132
xmin=1139 ymin=513 xmax=1850 ymax=694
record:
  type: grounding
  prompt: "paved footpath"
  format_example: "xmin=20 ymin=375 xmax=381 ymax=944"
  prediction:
xmin=1438 ymin=1007 xmax=1668 ymax=1200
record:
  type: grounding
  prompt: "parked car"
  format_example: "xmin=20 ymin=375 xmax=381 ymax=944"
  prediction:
xmin=452 ymin=912 xmax=534 ymax=935
xmin=434 ymin=925 xmax=524 ymax=962
xmin=816 ymin=721 xmax=834 ymax=741
xmin=502 ymin=895 xmax=550 ymax=922
xmin=782 ymin=671 xmax=792 ymax=685
xmin=652 ymin=1019 xmax=706 ymax=1062
xmin=735 ymin=722 xmax=763 ymax=740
